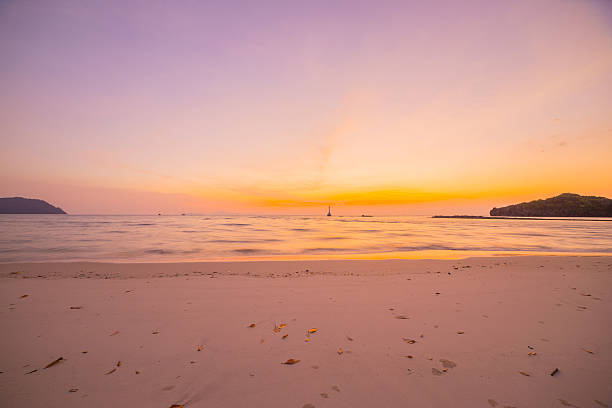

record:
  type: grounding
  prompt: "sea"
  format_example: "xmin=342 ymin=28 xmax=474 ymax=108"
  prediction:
xmin=0 ymin=214 xmax=611 ymax=263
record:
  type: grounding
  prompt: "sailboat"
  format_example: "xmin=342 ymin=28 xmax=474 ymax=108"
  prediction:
xmin=327 ymin=205 xmax=331 ymax=216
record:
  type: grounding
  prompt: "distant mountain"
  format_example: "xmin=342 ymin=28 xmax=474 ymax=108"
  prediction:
xmin=0 ymin=197 xmax=67 ymax=214
xmin=490 ymin=193 xmax=612 ymax=217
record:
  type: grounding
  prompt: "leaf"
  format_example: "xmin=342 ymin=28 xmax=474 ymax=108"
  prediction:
xmin=70 ymin=306 xmax=83 ymax=309
xmin=305 ymin=338 xmax=310 ymax=342
xmin=402 ymin=338 xmax=416 ymax=344
xmin=44 ymin=357 xmax=64 ymax=369
xmin=347 ymin=336 xmax=354 ymax=341
xmin=282 ymin=359 xmax=300 ymax=365
xmin=519 ymin=371 xmax=530 ymax=376
xmin=308 ymin=328 xmax=317 ymax=334
xmin=152 ymin=331 xmax=159 ymax=335
xmin=197 ymin=345 xmax=203 ymax=351
xmin=395 ymin=315 xmax=409 ymax=320
xmin=82 ymin=351 xmax=88 ymax=354
xmin=105 ymin=368 xmax=116 ymax=375
xmin=20 ymin=294 xmax=28 ymax=299
xmin=279 ymin=323 xmax=286 ymax=329
xmin=337 ymin=348 xmax=343 ymax=355
xmin=116 ymin=361 xmax=121 ymax=367
xmin=68 ymin=388 xmax=78 ymax=393
xmin=528 ymin=352 xmax=536 ymax=356
xmin=273 ymin=326 xmax=280 ymax=333
xmin=260 ymin=339 xmax=264 ymax=343
xmin=282 ymin=334 xmax=288 ymax=339
xmin=456 ymin=331 xmax=465 ymax=334
xmin=582 ymin=348 xmax=594 ymax=354
xmin=248 ymin=323 xmax=256 ymax=328
xmin=110 ymin=331 xmax=120 ymax=336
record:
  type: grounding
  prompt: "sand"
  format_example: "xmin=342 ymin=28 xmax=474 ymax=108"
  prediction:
xmin=0 ymin=256 xmax=611 ymax=408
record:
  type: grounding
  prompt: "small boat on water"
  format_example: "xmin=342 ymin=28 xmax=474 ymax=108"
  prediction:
xmin=327 ymin=206 xmax=332 ymax=216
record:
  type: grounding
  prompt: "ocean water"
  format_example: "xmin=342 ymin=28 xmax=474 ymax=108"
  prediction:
xmin=0 ymin=214 xmax=611 ymax=263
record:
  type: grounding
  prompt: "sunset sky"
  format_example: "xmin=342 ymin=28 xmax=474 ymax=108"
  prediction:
xmin=1 ymin=0 xmax=611 ymax=215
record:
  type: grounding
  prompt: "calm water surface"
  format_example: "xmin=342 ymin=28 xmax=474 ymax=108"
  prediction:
xmin=0 ymin=215 xmax=610 ymax=262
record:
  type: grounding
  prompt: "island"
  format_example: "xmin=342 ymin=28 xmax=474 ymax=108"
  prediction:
xmin=0 ymin=197 xmax=67 ymax=214
xmin=490 ymin=193 xmax=612 ymax=217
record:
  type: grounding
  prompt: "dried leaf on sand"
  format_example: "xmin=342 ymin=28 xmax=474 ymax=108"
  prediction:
xmin=116 ymin=361 xmax=121 ymax=367
xmin=69 ymin=306 xmax=83 ymax=309
xmin=402 ymin=338 xmax=416 ymax=344
xmin=105 ymin=368 xmax=117 ymax=375
xmin=528 ymin=352 xmax=537 ymax=356
xmin=197 ymin=345 xmax=203 ymax=351
xmin=308 ymin=328 xmax=318 ymax=334
xmin=282 ymin=334 xmax=288 ymax=339
xmin=456 ymin=331 xmax=465 ymax=334
xmin=282 ymin=359 xmax=300 ymax=365
xmin=44 ymin=357 xmax=64 ymax=369
xmin=248 ymin=323 xmax=256 ymax=328
xmin=582 ymin=348 xmax=594 ymax=354
xmin=279 ymin=323 xmax=287 ymax=329
xmin=519 ymin=371 xmax=530 ymax=376
xmin=395 ymin=315 xmax=409 ymax=320
xmin=20 ymin=294 xmax=29 ymax=298
xmin=110 ymin=331 xmax=120 ymax=336
xmin=337 ymin=348 xmax=343 ymax=355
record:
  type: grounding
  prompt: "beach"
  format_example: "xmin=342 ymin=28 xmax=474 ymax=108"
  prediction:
xmin=0 ymin=256 xmax=610 ymax=408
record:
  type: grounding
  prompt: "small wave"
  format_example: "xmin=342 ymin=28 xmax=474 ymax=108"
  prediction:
xmin=233 ymin=248 xmax=264 ymax=254
xmin=290 ymin=228 xmax=312 ymax=232
xmin=221 ymin=223 xmax=251 ymax=227
xmin=144 ymin=249 xmax=175 ymax=254
xmin=303 ymin=247 xmax=350 ymax=253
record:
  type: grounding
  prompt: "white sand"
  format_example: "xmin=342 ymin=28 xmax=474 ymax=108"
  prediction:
xmin=0 ymin=256 xmax=611 ymax=408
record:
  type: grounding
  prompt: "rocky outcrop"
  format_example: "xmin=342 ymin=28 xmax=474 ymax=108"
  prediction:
xmin=0 ymin=197 xmax=67 ymax=214
xmin=490 ymin=193 xmax=612 ymax=217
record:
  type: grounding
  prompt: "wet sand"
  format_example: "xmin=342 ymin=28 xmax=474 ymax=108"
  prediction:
xmin=0 ymin=256 xmax=611 ymax=407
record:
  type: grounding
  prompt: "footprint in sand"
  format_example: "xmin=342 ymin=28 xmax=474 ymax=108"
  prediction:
xmin=320 ymin=393 xmax=329 ymax=399
xmin=432 ymin=368 xmax=443 ymax=376
xmin=439 ymin=359 xmax=457 ymax=368
xmin=331 ymin=385 xmax=340 ymax=392
xmin=488 ymin=399 xmax=498 ymax=407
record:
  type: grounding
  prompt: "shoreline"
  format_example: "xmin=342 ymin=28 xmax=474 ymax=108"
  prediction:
xmin=1 ymin=255 xmax=610 ymax=407
xmin=2 ymin=255 xmax=611 ymax=280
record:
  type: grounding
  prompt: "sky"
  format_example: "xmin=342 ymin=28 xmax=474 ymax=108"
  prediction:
xmin=1 ymin=0 xmax=611 ymax=215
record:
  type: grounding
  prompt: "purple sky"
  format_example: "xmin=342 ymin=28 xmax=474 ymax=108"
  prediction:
xmin=1 ymin=0 xmax=611 ymax=214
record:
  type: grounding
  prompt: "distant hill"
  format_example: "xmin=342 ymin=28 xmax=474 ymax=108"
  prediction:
xmin=0 ymin=197 xmax=67 ymax=214
xmin=490 ymin=193 xmax=612 ymax=217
